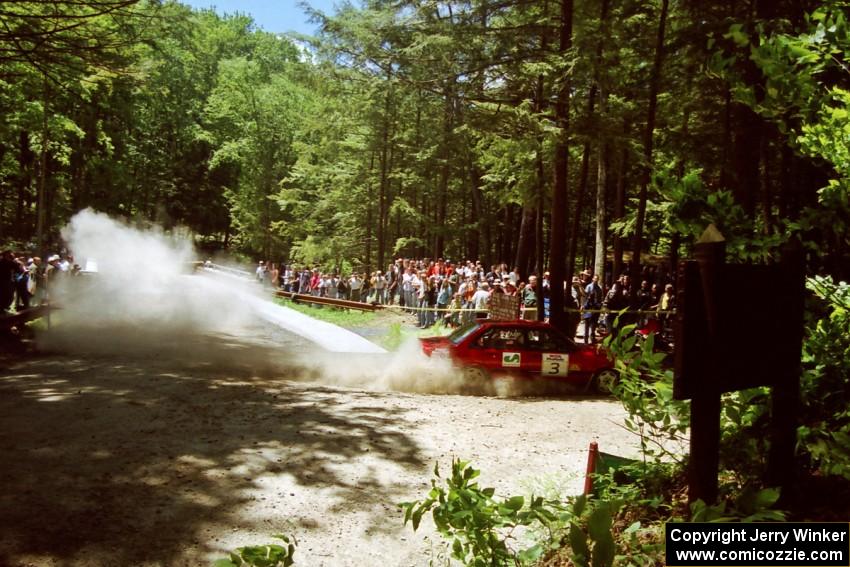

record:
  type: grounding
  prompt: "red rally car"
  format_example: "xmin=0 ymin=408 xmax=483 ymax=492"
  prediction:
xmin=420 ymin=319 xmax=618 ymax=393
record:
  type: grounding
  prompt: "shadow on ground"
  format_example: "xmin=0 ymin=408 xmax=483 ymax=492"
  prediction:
xmin=0 ymin=329 xmax=425 ymax=566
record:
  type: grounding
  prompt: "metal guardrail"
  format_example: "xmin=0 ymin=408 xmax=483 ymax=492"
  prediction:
xmin=273 ymin=290 xmax=382 ymax=312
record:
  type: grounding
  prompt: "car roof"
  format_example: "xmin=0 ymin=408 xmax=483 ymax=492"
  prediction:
xmin=479 ymin=319 xmax=553 ymax=329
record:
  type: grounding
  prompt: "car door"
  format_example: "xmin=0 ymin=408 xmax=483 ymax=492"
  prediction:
xmin=470 ymin=326 xmax=526 ymax=372
xmin=525 ymin=328 xmax=575 ymax=378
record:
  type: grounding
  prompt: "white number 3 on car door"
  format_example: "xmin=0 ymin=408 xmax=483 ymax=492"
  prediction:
xmin=542 ymin=353 xmax=568 ymax=376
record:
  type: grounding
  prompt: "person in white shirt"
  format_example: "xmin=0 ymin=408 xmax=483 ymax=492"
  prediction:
xmin=471 ymin=282 xmax=491 ymax=319
xmin=349 ymin=273 xmax=363 ymax=302
xmin=402 ymin=268 xmax=415 ymax=312
xmin=372 ymin=270 xmax=386 ymax=304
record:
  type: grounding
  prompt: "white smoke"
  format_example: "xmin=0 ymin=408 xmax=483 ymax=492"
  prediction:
xmin=40 ymin=210 xmax=255 ymax=354
xmin=38 ymin=210 xmax=571 ymax=397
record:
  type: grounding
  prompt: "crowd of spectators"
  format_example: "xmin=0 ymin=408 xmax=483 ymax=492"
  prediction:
xmin=253 ymin=257 xmax=675 ymax=343
xmin=0 ymin=251 xmax=80 ymax=313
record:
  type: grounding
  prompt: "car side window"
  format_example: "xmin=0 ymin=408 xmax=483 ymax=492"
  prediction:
xmin=477 ymin=328 xmax=524 ymax=349
xmin=526 ymin=329 xmax=571 ymax=351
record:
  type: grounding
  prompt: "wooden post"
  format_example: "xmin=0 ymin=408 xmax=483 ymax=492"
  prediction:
xmin=675 ymin=227 xmax=806 ymax=505
xmin=584 ymin=441 xmax=599 ymax=495
xmin=766 ymin=239 xmax=804 ymax=502
xmin=688 ymin=226 xmax=725 ymax=504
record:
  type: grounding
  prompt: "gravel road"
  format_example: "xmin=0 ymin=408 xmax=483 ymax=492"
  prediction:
xmin=0 ymin=320 xmax=642 ymax=567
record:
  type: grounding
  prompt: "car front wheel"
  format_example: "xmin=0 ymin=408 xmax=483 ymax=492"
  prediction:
xmin=592 ymin=369 xmax=619 ymax=394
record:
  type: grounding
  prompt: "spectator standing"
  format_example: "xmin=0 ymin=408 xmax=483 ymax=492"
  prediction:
xmin=310 ymin=269 xmax=321 ymax=296
xmin=387 ymin=263 xmax=399 ymax=305
xmin=417 ymin=274 xmax=430 ymax=327
xmin=372 ymin=270 xmax=386 ymax=305
xmin=402 ymin=268 xmax=414 ymax=311
xmin=603 ymin=279 xmax=627 ymax=334
xmin=471 ymin=281 xmax=491 ymax=319
xmin=657 ymin=283 xmax=675 ymax=336
xmin=636 ymin=280 xmax=653 ymax=311
xmin=449 ymin=292 xmax=463 ymax=327
xmin=583 ymin=274 xmax=603 ymax=344
xmin=361 ymin=273 xmax=371 ymax=302
xmin=521 ymin=275 xmax=538 ymax=320
xmin=327 ymin=274 xmax=339 ymax=299
xmin=269 ymin=263 xmax=280 ymax=288
xmin=14 ymin=257 xmax=30 ymax=309
xmin=299 ymin=267 xmax=311 ymax=294
xmin=335 ymin=274 xmax=346 ymax=298
xmin=349 ymin=273 xmax=362 ymax=302
xmin=436 ymin=278 xmax=452 ymax=326
xmin=409 ymin=270 xmax=421 ymax=313
xmin=29 ymin=257 xmax=43 ymax=304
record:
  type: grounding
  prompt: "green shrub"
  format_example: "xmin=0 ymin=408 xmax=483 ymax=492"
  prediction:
xmin=214 ymin=535 xmax=296 ymax=567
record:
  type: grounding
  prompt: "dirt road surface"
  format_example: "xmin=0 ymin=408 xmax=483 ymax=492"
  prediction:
xmin=0 ymin=323 xmax=641 ymax=567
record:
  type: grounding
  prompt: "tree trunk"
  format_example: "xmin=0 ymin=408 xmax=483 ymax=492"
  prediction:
xmin=612 ymin=143 xmax=627 ymax=282
xmin=377 ymin=84 xmax=392 ymax=269
xmin=16 ymin=131 xmax=33 ymax=239
xmin=36 ymin=79 xmax=49 ymax=256
xmin=594 ymin=146 xmax=608 ymax=281
xmin=760 ymin=131 xmax=771 ymax=234
xmin=567 ymin=137 xmax=592 ymax=280
xmin=365 ymin=151 xmax=376 ymax=270
xmin=536 ymin=151 xmax=546 ymax=321
xmin=469 ymin=165 xmax=488 ymax=265
xmin=436 ymin=82 xmax=455 ymax=259
xmin=593 ymin=0 xmax=611 ymax=281
xmin=548 ymin=0 xmax=574 ymax=331
xmin=668 ymin=108 xmax=690 ymax=283
xmin=629 ymin=0 xmax=669 ymax=305
xmin=778 ymin=139 xmax=791 ymax=220
xmin=514 ymin=204 xmax=536 ymax=277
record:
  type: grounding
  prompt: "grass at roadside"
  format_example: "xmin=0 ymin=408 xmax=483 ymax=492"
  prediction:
xmin=273 ymin=297 xmax=380 ymax=327
xmin=273 ymin=297 xmax=456 ymax=350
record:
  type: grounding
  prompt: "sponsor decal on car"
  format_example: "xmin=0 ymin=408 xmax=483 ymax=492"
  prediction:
xmin=542 ymin=353 xmax=568 ymax=376
xmin=502 ymin=352 xmax=521 ymax=367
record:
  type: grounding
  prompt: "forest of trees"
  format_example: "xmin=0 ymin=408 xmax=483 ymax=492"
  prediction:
xmin=1 ymin=0 xmax=848 ymax=329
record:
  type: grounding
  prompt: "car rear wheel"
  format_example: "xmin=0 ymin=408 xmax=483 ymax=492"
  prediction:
xmin=592 ymin=369 xmax=619 ymax=394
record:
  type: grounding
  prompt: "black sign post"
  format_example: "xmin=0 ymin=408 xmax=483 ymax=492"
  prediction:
xmin=674 ymin=225 xmax=805 ymax=504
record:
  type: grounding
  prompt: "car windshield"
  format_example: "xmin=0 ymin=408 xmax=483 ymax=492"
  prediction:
xmin=449 ymin=321 xmax=481 ymax=345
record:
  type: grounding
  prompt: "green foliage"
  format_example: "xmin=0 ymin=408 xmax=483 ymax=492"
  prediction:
xmin=273 ymin=297 xmax=378 ymax=329
xmin=689 ymin=487 xmax=785 ymax=523
xmin=798 ymin=276 xmax=850 ymax=479
xmin=382 ymin=321 xmax=405 ymax=351
xmin=602 ymin=317 xmax=689 ymax=462
xmin=213 ymin=534 xmax=296 ymax=567
xmin=400 ymin=460 xmax=565 ymax=566
xmin=401 ymin=460 xmax=675 ymax=567
xmin=565 ymin=495 xmax=619 ymax=567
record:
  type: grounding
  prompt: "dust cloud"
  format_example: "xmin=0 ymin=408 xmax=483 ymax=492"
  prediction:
xmin=41 ymin=209 xmax=257 ymax=356
xmin=37 ymin=210 xmax=567 ymax=397
xmin=290 ymin=338 xmax=463 ymax=394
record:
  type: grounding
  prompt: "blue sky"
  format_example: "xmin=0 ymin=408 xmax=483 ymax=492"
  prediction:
xmin=180 ymin=0 xmax=340 ymax=36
